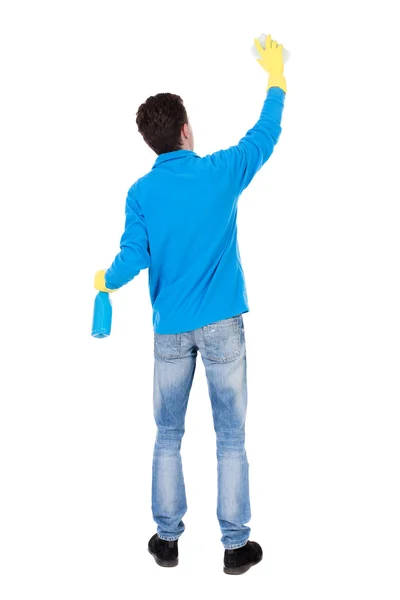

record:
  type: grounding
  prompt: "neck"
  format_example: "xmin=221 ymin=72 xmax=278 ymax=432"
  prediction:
xmin=180 ymin=137 xmax=192 ymax=151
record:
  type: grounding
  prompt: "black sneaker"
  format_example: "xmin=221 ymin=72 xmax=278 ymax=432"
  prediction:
xmin=148 ymin=533 xmax=179 ymax=567
xmin=223 ymin=541 xmax=263 ymax=575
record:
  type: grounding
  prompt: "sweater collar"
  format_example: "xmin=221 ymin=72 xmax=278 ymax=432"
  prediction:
xmin=152 ymin=149 xmax=199 ymax=168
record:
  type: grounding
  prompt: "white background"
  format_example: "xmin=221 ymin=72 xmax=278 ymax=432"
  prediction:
xmin=1 ymin=0 xmax=399 ymax=598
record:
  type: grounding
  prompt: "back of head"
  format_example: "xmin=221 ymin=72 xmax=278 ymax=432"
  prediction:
xmin=136 ymin=93 xmax=188 ymax=156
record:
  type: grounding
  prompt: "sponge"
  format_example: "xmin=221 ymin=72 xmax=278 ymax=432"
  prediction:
xmin=251 ymin=33 xmax=290 ymax=63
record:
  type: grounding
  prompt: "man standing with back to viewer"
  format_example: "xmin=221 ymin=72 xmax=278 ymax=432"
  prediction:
xmin=94 ymin=35 xmax=286 ymax=574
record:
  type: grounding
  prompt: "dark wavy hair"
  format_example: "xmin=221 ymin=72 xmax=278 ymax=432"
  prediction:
xmin=136 ymin=93 xmax=188 ymax=155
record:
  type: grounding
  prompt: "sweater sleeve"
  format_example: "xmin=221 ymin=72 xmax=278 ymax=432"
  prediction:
xmin=104 ymin=187 xmax=151 ymax=290
xmin=209 ymin=87 xmax=285 ymax=196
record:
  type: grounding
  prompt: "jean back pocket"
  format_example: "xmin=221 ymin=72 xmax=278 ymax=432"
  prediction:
xmin=203 ymin=316 xmax=241 ymax=363
xmin=154 ymin=332 xmax=182 ymax=359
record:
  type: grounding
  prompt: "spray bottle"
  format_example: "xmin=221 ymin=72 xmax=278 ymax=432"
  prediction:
xmin=91 ymin=291 xmax=112 ymax=338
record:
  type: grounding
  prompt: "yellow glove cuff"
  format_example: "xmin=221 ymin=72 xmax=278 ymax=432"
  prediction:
xmin=94 ymin=269 xmax=117 ymax=293
xmin=267 ymin=74 xmax=287 ymax=93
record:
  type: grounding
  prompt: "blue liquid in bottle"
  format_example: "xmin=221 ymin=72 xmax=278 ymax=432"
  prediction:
xmin=92 ymin=292 xmax=112 ymax=338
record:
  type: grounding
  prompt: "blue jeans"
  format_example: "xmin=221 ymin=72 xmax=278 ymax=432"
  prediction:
xmin=152 ymin=314 xmax=251 ymax=549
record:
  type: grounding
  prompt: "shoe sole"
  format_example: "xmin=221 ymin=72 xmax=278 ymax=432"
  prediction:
xmin=148 ymin=548 xmax=178 ymax=568
xmin=223 ymin=552 xmax=263 ymax=575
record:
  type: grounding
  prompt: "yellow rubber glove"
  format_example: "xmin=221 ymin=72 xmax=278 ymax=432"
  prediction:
xmin=254 ymin=34 xmax=287 ymax=93
xmin=94 ymin=269 xmax=117 ymax=293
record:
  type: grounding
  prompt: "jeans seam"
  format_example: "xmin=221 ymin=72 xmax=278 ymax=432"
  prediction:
xmin=224 ymin=540 xmax=248 ymax=550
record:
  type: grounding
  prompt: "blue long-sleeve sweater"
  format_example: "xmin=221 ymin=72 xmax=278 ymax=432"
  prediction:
xmin=105 ymin=87 xmax=285 ymax=334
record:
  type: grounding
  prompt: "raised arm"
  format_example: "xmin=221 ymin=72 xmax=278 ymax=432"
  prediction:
xmin=209 ymin=34 xmax=287 ymax=196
